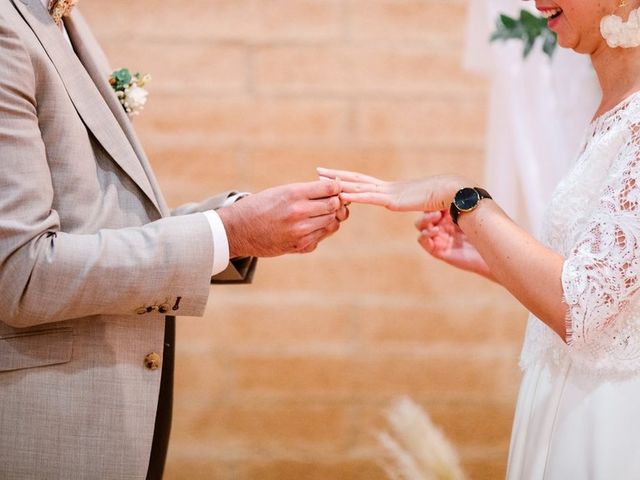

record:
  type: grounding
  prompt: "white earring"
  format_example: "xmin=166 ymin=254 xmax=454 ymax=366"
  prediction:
xmin=601 ymin=1 xmax=640 ymax=48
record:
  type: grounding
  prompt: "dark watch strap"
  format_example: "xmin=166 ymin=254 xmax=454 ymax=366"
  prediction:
xmin=449 ymin=187 xmax=492 ymax=225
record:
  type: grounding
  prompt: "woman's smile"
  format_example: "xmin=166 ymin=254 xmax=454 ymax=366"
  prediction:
xmin=537 ymin=4 xmax=564 ymax=30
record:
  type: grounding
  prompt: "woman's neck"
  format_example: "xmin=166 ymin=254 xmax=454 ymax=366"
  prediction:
xmin=591 ymin=46 xmax=640 ymax=119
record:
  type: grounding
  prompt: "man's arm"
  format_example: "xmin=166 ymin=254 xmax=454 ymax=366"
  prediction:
xmin=0 ymin=19 xmax=346 ymax=328
xmin=171 ymin=192 xmax=257 ymax=283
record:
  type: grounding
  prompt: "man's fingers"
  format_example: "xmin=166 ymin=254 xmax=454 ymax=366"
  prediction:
xmin=302 ymin=179 xmax=341 ymax=199
xmin=296 ymin=212 xmax=339 ymax=235
xmin=296 ymin=222 xmax=339 ymax=251
xmin=305 ymin=196 xmax=341 ymax=218
xmin=298 ymin=242 xmax=319 ymax=254
xmin=336 ymin=205 xmax=350 ymax=222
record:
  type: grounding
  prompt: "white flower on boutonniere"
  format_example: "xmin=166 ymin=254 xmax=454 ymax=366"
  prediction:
xmin=108 ymin=68 xmax=151 ymax=117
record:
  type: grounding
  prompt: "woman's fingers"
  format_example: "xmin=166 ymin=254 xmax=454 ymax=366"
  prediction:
xmin=418 ymin=234 xmax=435 ymax=253
xmin=418 ymin=233 xmax=447 ymax=257
xmin=419 ymin=226 xmax=453 ymax=252
xmin=340 ymin=192 xmax=392 ymax=207
xmin=317 ymin=167 xmax=383 ymax=184
xmin=331 ymin=179 xmax=381 ymax=194
xmin=415 ymin=211 xmax=444 ymax=230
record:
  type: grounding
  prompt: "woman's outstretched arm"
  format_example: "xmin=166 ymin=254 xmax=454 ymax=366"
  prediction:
xmin=318 ymin=168 xmax=568 ymax=341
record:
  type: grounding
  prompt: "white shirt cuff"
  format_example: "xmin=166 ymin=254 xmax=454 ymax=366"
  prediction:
xmin=202 ymin=210 xmax=230 ymax=276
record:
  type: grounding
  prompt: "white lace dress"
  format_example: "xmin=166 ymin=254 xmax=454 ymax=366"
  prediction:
xmin=507 ymin=92 xmax=640 ymax=479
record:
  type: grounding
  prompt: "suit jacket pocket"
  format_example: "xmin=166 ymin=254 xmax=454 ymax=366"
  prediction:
xmin=0 ymin=328 xmax=73 ymax=372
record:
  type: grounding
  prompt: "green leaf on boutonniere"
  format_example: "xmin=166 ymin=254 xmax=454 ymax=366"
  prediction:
xmin=110 ymin=68 xmax=132 ymax=91
xmin=490 ymin=10 xmax=557 ymax=59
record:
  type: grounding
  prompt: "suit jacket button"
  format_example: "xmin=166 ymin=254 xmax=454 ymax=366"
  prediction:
xmin=144 ymin=352 xmax=161 ymax=371
xmin=158 ymin=303 xmax=170 ymax=314
xmin=136 ymin=307 xmax=147 ymax=315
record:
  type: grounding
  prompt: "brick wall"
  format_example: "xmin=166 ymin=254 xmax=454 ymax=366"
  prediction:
xmin=82 ymin=1 xmax=528 ymax=478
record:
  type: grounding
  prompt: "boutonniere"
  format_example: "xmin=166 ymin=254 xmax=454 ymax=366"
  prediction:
xmin=48 ymin=0 xmax=78 ymax=26
xmin=108 ymin=68 xmax=151 ymax=117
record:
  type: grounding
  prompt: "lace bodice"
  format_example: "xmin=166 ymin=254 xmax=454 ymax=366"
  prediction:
xmin=520 ymin=91 xmax=640 ymax=375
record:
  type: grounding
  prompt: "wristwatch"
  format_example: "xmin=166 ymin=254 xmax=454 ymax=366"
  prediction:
xmin=449 ymin=187 xmax=492 ymax=225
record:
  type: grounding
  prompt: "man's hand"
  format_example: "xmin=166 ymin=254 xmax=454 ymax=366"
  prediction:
xmin=217 ymin=180 xmax=348 ymax=258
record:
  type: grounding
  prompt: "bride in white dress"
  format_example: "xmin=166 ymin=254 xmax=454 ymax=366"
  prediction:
xmin=319 ymin=1 xmax=640 ymax=477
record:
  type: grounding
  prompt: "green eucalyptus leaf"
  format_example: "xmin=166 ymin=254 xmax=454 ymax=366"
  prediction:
xmin=523 ymin=37 xmax=535 ymax=58
xmin=542 ymin=31 xmax=558 ymax=57
xmin=500 ymin=14 xmax=518 ymax=29
xmin=490 ymin=9 xmax=557 ymax=59
xmin=520 ymin=9 xmax=541 ymax=28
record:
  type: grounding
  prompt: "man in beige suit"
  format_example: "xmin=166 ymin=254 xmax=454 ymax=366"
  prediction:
xmin=0 ymin=1 xmax=348 ymax=478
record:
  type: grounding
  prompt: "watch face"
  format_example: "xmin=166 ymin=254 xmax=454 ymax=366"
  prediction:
xmin=454 ymin=187 xmax=480 ymax=212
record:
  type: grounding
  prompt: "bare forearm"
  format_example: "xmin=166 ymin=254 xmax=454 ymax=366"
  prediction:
xmin=459 ymin=201 xmax=568 ymax=340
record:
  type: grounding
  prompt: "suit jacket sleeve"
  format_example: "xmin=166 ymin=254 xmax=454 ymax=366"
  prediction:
xmin=0 ymin=20 xmax=214 ymax=329
xmin=171 ymin=195 xmax=258 ymax=284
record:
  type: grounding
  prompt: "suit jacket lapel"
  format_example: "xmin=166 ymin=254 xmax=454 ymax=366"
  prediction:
xmin=64 ymin=12 xmax=170 ymax=217
xmin=12 ymin=0 xmax=162 ymax=215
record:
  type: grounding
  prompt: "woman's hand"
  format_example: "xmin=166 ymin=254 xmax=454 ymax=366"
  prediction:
xmin=317 ymin=167 xmax=468 ymax=212
xmin=416 ymin=211 xmax=496 ymax=282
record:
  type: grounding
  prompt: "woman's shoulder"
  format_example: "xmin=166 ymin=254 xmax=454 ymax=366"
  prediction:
xmin=582 ymin=92 xmax=640 ymax=160
xmin=592 ymin=91 xmax=640 ymax=132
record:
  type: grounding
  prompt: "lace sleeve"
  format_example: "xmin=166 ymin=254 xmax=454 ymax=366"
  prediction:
xmin=563 ymin=122 xmax=640 ymax=347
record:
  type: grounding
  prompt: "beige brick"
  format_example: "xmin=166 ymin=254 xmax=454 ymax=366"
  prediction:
xmin=348 ymin=0 xmax=468 ymax=43
xmin=164 ymin=457 xmax=231 ymax=480
xmin=232 ymin=352 xmax=521 ymax=400
xmin=135 ymin=96 xmax=350 ymax=146
xmin=251 ymin=0 xmax=345 ymax=42
xmin=356 ymin=98 xmax=487 ymax=147
xmin=463 ymin=454 xmax=509 ymax=480
xmin=172 ymin=402 xmax=354 ymax=454
xmin=242 ymin=145 xmax=398 ymax=189
xmin=240 ymin=145 xmax=446 ymax=189
xmin=82 ymin=0 xmax=343 ymax=42
xmin=237 ymin=458 xmax=386 ymax=480
xmin=172 ymin=349 xmax=229 ymax=405
xmin=146 ymin=145 xmax=243 ymax=208
xmin=354 ymin=400 xmax=515 ymax=451
xmin=82 ymin=0 xmax=256 ymax=40
xmin=357 ymin=300 xmax=527 ymax=346
xmin=398 ymin=147 xmax=487 ymax=179
xmin=246 ymin=248 xmax=494 ymax=298
xmin=240 ymin=144 xmax=486 ymax=191
xmin=184 ymin=303 xmax=355 ymax=349
xmin=100 ymin=43 xmax=247 ymax=95
xmin=254 ymin=45 xmax=484 ymax=97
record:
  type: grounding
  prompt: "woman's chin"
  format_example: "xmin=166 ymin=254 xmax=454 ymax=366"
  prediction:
xmin=556 ymin=36 xmax=581 ymax=53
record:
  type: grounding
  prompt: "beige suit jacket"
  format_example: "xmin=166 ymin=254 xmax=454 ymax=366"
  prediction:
xmin=0 ymin=1 xmax=251 ymax=477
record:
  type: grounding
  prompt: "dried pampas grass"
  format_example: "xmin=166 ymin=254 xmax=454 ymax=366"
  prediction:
xmin=378 ymin=397 xmax=466 ymax=480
